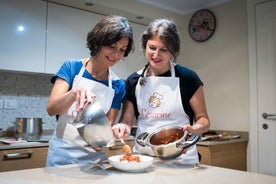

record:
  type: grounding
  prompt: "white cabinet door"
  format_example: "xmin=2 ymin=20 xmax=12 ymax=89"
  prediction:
xmin=0 ymin=0 xmax=46 ymax=73
xmin=45 ymin=3 xmax=103 ymax=74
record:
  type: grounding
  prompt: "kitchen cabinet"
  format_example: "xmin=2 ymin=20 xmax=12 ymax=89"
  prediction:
xmin=45 ymin=3 xmax=103 ymax=74
xmin=0 ymin=0 xmax=47 ymax=73
xmin=0 ymin=146 xmax=48 ymax=172
xmin=46 ymin=3 xmax=146 ymax=77
xmin=196 ymin=139 xmax=248 ymax=171
xmin=0 ymin=1 xmax=146 ymax=76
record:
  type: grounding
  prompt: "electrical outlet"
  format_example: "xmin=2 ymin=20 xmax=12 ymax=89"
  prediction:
xmin=0 ymin=99 xmax=3 ymax=109
xmin=4 ymin=100 xmax=17 ymax=109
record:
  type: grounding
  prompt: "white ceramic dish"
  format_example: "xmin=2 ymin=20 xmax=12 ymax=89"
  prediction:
xmin=108 ymin=155 xmax=153 ymax=172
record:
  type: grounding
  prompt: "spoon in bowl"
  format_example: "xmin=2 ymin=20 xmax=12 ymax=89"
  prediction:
xmin=120 ymin=138 xmax=132 ymax=156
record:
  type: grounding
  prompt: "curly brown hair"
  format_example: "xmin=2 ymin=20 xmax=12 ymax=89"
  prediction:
xmin=86 ymin=15 xmax=134 ymax=57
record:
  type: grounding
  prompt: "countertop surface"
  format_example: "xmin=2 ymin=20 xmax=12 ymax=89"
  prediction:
xmin=196 ymin=137 xmax=248 ymax=146
xmin=0 ymin=136 xmax=248 ymax=150
xmin=0 ymin=135 xmax=51 ymax=150
xmin=0 ymin=160 xmax=275 ymax=184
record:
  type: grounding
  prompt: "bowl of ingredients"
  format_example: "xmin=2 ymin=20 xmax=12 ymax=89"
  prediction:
xmin=108 ymin=154 xmax=153 ymax=172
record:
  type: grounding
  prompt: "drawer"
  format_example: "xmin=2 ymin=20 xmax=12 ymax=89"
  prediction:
xmin=0 ymin=147 xmax=48 ymax=172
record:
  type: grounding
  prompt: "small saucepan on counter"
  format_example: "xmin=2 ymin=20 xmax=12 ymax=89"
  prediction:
xmin=13 ymin=117 xmax=43 ymax=141
xmin=136 ymin=126 xmax=199 ymax=159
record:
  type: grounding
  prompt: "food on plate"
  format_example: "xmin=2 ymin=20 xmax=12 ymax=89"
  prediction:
xmin=120 ymin=143 xmax=141 ymax=162
xmin=108 ymin=155 xmax=153 ymax=172
xmin=119 ymin=155 xmax=141 ymax=162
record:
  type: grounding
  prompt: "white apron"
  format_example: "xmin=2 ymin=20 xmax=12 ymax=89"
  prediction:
xmin=134 ymin=62 xmax=199 ymax=164
xmin=46 ymin=58 xmax=115 ymax=167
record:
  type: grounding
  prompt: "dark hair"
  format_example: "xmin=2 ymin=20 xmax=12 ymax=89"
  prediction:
xmin=87 ymin=15 xmax=134 ymax=57
xmin=141 ymin=19 xmax=180 ymax=60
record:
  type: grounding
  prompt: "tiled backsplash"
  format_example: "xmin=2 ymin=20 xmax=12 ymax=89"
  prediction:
xmin=0 ymin=70 xmax=57 ymax=130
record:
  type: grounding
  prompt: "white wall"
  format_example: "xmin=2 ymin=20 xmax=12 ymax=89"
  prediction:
xmin=177 ymin=0 xmax=249 ymax=131
xmin=106 ymin=0 xmax=250 ymax=132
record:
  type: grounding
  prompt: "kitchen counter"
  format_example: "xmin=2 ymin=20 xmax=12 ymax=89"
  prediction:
xmin=0 ymin=142 xmax=49 ymax=150
xmin=197 ymin=137 xmax=248 ymax=146
xmin=0 ymin=160 xmax=275 ymax=184
xmin=0 ymin=135 xmax=51 ymax=150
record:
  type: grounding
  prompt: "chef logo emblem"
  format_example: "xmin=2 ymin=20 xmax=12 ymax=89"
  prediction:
xmin=148 ymin=92 xmax=163 ymax=108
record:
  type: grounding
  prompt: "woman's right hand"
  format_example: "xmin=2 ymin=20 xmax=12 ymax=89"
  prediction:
xmin=112 ymin=123 xmax=131 ymax=139
xmin=71 ymin=87 xmax=96 ymax=112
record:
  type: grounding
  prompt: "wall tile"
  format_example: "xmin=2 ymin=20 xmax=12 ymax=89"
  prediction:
xmin=0 ymin=70 xmax=56 ymax=130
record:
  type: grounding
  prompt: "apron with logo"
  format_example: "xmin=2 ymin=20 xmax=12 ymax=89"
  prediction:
xmin=46 ymin=58 xmax=115 ymax=167
xmin=134 ymin=62 xmax=199 ymax=164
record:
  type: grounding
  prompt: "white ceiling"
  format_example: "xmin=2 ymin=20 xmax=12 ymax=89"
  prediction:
xmin=47 ymin=0 xmax=232 ymax=25
xmin=135 ymin=0 xmax=232 ymax=15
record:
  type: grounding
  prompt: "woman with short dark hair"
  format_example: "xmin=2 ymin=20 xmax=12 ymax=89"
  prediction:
xmin=46 ymin=15 xmax=134 ymax=167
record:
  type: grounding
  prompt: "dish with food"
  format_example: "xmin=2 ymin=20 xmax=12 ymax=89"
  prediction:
xmin=108 ymin=155 xmax=153 ymax=172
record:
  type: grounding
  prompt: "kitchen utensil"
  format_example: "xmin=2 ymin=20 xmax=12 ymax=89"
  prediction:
xmin=136 ymin=126 xmax=199 ymax=159
xmin=120 ymin=138 xmax=125 ymax=145
xmin=120 ymin=138 xmax=132 ymax=155
xmin=72 ymin=101 xmax=115 ymax=148
xmin=13 ymin=117 xmax=43 ymax=141
xmin=108 ymin=155 xmax=153 ymax=172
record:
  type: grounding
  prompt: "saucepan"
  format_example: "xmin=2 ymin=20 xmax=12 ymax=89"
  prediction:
xmin=136 ymin=126 xmax=199 ymax=159
xmin=13 ymin=117 xmax=43 ymax=141
xmin=71 ymin=101 xmax=115 ymax=148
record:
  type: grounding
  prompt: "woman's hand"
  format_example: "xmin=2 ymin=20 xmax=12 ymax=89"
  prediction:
xmin=112 ymin=123 xmax=131 ymax=139
xmin=180 ymin=124 xmax=203 ymax=155
xmin=71 ymin=87 xmax=96 ymax=112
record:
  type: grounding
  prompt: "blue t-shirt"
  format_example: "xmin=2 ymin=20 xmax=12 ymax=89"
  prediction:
xmin=51 ymin=60 xmax=126 ymax=110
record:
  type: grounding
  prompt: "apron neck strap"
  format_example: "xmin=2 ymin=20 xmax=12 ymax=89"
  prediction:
xmin=78 ymin=57 xmax=112 ymax=88
xmin=143 ymin=61 xmax=176 ymax=77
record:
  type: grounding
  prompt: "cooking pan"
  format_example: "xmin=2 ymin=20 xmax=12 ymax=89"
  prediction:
xmin=14 ymin=117 xmax=43 ymax=141
xmin=136 ymin=126 xmax=199 ymax=159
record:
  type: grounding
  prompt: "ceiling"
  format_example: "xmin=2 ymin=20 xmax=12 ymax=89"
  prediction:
xmin=135 ymin=0 xmax=231 ymax=15
xmin=47 ymin=0 xmax=231 ymax=25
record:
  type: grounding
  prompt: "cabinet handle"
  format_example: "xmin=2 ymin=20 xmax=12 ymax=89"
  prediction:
xmin=4 ymin=152 xmax=33 ymax=160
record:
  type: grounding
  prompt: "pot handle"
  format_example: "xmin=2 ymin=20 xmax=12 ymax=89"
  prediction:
xmin=135 ymin=132 xmax=149 ymax=147
xmin=176 ymin=134 xmax=200 ymax=149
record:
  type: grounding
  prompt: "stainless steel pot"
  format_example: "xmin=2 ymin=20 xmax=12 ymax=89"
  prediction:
xmin=136 ymin=126 xmax=199 ymax=159
xmin=72 ymin=101 xmax=114 ymax=148
xmin=14 ymin=117 xmax=43 ymax=141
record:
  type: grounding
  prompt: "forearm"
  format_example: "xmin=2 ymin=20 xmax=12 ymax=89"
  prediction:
xmin=118 ymin=100 xmax=135 ymax=128
xmin=112 ymin=100 xmax=135 ymax=138
xmin=192 ymin=116 xmax=210 ymax=135
xmin=47 ymin=90 xmax=75 ymax=116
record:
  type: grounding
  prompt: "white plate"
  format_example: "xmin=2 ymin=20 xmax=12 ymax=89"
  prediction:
xmin=108 ymin=155 xmax=153 ymax=172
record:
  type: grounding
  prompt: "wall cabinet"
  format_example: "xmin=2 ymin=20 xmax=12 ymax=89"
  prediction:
xmin=0 ymin=146 xmax=48 ymax=172
xmin=46 ymin=3 xmax=146 ymax=77
xmin=0 ymin=1 xmax=146 ymax=77
xmin=45 ymin=3 xmax=103 ymax=74
xmin=0 ymin=0 xmax=47 ymax=73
